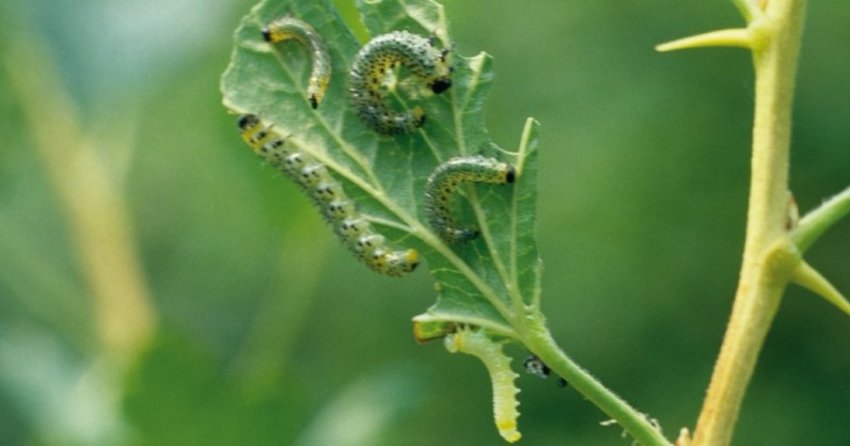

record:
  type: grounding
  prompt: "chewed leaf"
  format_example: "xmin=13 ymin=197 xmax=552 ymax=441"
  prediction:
xmin=445 ymin=327 xmax=522 ymax=443
xmin=414 ymin=118 xmax=541 ymax=337
xmin=221 ymin=0 xmax=542 ymax=337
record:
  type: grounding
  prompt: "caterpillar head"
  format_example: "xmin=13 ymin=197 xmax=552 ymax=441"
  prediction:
xmin=237 ymin=113 xmax=260 ymax=130
xmin=429 ymin=48 xmax=453 ymax=93
xmin=430 ymin=77 xmax=452 ymax=94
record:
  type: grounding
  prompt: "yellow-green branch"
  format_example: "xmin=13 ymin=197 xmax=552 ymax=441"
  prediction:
xmin=690 ymin=0 xmax=807 ymax=444
xmin=4 ymin=38 xmax=157 ymax=368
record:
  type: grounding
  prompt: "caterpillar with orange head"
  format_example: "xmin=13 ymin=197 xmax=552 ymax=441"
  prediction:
xmin=349 ymin=30 xmax=452 ymax=135
xmin=237 ymin=114 xmax=419 ymax=276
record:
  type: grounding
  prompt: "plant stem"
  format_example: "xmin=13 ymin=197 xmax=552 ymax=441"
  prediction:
xmin=522 ymin=313 xmax=672 ymax=446
xmin=692 ymin=1 xmax=806 ymax=444
xmin=4 ymin=38 xmax=157 ymax=368
xmin=791 ymin=185 xmax=850 ymax=252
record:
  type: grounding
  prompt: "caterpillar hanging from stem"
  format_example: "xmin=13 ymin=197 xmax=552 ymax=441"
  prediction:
xmin=262 ymin=16 xmax=331 ymax=109
xmin=237 ymin=114 xmax=419 ymax=276
xmin=445 ymin=327 xmax=522 ymax=443
xmin=424 ymin=155 xmax=516 ymax=243
xmin=349 ymin=30 xmax=452 ymax=135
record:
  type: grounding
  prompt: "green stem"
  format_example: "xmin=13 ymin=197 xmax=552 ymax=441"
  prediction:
xmin=692 ymin=1 xmax=806 ymax=444
xmin=521 ymin=313 xmax=672 ymax=446
xmin=791 ymin=185 xmax=850 ymax=252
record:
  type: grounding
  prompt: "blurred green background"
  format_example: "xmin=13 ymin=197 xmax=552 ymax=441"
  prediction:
xmin=1 ymin=0 xmax=849 ymax=444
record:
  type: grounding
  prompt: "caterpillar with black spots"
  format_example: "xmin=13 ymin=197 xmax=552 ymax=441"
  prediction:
xmin=262 ymin=16 xmax=331 ymax=109
xmin=349 ymin=30 xmax=452 ymax=135
xmin=424 ymin=155 xmax=516 ymax=243
xmin=237 ymin=114 xmax=419 ymax=276
xmin=445 ymin=327 xmax=522 ymax=443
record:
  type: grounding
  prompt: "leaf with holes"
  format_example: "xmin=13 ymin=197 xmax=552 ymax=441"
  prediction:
xmin=220 ymin=0 xmax=542 ymax=340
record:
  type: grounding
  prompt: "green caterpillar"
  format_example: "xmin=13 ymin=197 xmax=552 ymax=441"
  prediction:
xmin=445 ymin=327 xmax=522 ymax=443
xmin=238 ymin=114 xmax=419 ymax=276
xmin=349 ymin=30 xmax=452 ymax=135
xmin=262 ymin=16 xmax=331 ymax=109
xmin=424 ymin=155 xmax=516 ymax=243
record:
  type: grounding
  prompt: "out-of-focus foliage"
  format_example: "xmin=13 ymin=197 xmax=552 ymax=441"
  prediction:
xmin=0 ymin=1 xmax=848 ymax=445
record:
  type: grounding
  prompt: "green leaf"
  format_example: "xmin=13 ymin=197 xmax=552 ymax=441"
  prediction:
xmin=220 ymin=0 xmax=542 ymax=338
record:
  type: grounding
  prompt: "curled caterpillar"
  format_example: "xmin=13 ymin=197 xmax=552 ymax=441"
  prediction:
xmin=445 ymin=327 xmax=521 ymax=443
xmin=424 ymin=155 xmax=516 ymax=243
xmin=237 ymin=114 xmax=419 ymax=276
xmin=349 ymin=30 xmax=452 ymax=135
xmin=262 ymin=16 xmax=331 ymax=109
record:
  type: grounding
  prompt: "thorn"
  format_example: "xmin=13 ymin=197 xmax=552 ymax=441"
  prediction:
xmin=791 ymin=261 xmax=850 ymax=317
xmin=675 ymin=427 xmax=692 ymax=446
xmin=656 ymin=28 xmax=752 ymax=52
